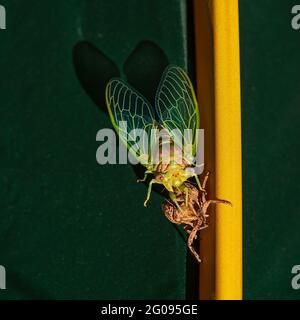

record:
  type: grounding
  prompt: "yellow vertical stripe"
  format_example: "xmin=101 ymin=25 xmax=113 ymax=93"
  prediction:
xmin=212 ymin=0 xmax=242 ymax=300
xmin=194 ymin=0 xmax=242 ymax=299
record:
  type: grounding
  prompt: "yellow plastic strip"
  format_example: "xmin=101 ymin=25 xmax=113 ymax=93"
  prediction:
xmin=194 ymin=0 xmax=242 ymax=300
xmin=212 ymin=0 xmax=242 ymax=300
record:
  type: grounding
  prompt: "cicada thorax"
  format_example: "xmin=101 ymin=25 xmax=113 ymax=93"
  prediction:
xmin=151 ymin=129 xmax=192 ymax=192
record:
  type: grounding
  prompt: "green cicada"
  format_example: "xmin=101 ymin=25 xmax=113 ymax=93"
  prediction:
xmin=105 ymin=65 xmax=203 ymax=209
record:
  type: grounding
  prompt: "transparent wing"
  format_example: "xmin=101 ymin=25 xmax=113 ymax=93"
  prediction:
xmin=106 ymin=79 xmax=157 ymax=167
xmin=155 ymin=65 xmax=200 ymax=158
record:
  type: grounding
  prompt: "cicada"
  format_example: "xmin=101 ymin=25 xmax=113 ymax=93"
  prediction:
xmin=105 ymin=65 xmax=203 ymax=209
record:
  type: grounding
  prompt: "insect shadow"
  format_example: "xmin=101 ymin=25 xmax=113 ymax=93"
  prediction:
xmin=72 ymin=41 xmax=119 ymax=115
xmin=72 ymin=40 xmax=169 ymax=193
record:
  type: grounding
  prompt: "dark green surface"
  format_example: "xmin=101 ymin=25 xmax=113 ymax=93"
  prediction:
xmin=2 ymin=0 xmax=298 ymax=300
xmin=0 ymin=0 xmax=196 ymax=299
xmin=240 ymin=0 xmax=300 ymax=299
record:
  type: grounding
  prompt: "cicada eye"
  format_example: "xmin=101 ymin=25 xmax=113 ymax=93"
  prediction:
xmin=156 ymin=174 xmax=164 ymax=181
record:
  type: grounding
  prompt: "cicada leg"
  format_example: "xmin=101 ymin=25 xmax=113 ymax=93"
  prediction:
xmin=194 ymin=175 xmax=206 ymax=193
xmin=137 ymin=170 xmax=152 ymax=183
xmin=184 ymin=169 xmax=205 ymax=193
xmin=202 ymin=171 xmax=210 ymax=189
xmin=144 ymin=179 xmax=161 ymax=207
xmin=169 ymin=191 xmax=183 ymax=212
xmin=202 ymin=199 xmax=232 ymax=217
xmin=184 ymin=186 xmax=189 ymax=207
xmin=177 ymin=184 xmax=189 ymax=207
xmin=187 ymin=225 xmax=201 ymax=263
xmin=179 ymin=185 xmax=189 ymax=207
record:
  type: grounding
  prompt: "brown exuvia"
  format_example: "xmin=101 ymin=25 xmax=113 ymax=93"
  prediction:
xmin=162 ymin=172 xmax=231 ymax=263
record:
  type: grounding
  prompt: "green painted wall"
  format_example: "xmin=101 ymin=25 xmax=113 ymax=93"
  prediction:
xmin=0 ymin=0 xmax=196 ymax=299
xmin=240 ymin=0 xmax=300 ymax=299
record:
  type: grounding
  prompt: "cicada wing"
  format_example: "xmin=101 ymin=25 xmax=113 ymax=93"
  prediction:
xmin=106 ymin=79 xmax=157 ymax=168
xmin=155 ymin=65 xmax=200 ymax=161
